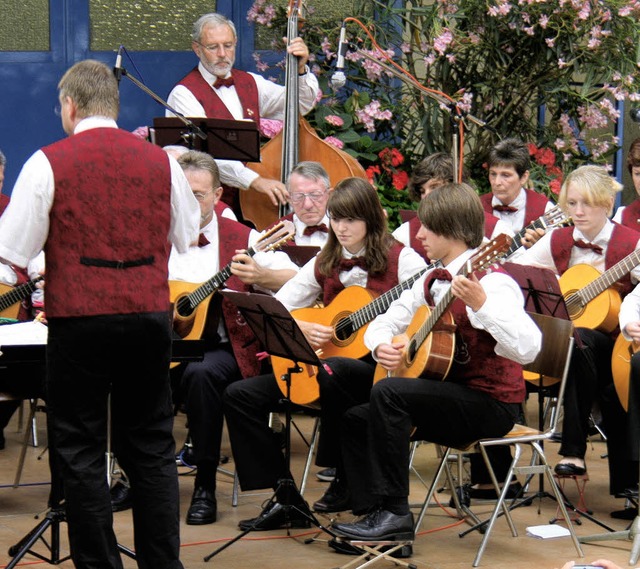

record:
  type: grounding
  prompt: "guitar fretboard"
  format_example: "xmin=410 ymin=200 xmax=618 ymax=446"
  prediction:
xmin=567 ymin=248 xmax=640 ymax=311
xmin=338 ymin=265 xmax=432 ymax=334
xmin=504 ymin=205 xmax=565 ymax=258
xmin=0 ymin=276 xmax=44 ymax=311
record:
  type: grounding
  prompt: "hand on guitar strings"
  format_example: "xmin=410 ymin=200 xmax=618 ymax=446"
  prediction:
xmin=374 ymin=342 xmax=407 ymax=372
xmin=296 ymin=319 xmax=333 ymax=350
xmin=249 ymin=176 xmax=290 ymax=207
xmin=520 ymin=227 xmax=545 ymax=249
xmin=623 ymin=321 xmax=640 ymax=342
xmin=450 ymin=274 xmax=487 ymax=312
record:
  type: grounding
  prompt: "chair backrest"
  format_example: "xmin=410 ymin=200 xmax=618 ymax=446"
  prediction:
xmin=522 ymin=311 xmax=575 ymax=433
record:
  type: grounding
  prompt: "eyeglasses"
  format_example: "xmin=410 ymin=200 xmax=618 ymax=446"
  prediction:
xmin=194 ymin=40 xmax=236 ymax=54
xmin=290 ymin=192 xmax=326 ymax=204
xmin=193 ymin=189 xmax=214 ymax=201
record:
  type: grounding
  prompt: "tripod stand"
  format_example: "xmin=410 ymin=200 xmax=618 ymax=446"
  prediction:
xmin=204 ymin=291 xmax=338 ymax=562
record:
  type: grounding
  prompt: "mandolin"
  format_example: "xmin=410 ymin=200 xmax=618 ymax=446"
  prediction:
xmin=271 ymin=265 xmax=431 ymax=406
xmin=559 ymin=248 xmax=640 ymax=333
xmin=169 ymin=220 xmax=295 ymax=341
xmin=503 ymin=204 xmax=571 ymax=259
xmin=611 ymin=333 xmax=638 ymax=411
xmin=0 ymin=276 xmax=44 ymax=320
xmin=373 ymin=234 xmax=512 ymax=383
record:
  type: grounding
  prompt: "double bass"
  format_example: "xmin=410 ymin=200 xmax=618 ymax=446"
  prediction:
xmin=240 ymin=0 xmax=366 ymax=231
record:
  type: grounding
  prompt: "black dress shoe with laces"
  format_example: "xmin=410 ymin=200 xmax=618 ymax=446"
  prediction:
xmin=313 ymin=480 xmax=351 ymax=513
xmin=554 ymin=462 xmax=587 ymax=476
xmin=238 ymin=500 xmax=312 ymax=531
xmin=331 ymin=508 xmax=414 ymax=541
xmin=110 ymin=481 xmax=132 ymax=512
xmin=186 ymin=486 xmax=217 ymax=525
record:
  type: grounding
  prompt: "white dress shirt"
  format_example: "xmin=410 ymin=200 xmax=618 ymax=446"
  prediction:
xmin=490 ymin=187 xmax=554 ymax=233
xmin=0 ymin=117 xmax=200 ymax=268
xmin=364 ymin=248 xmax=541 ymax=365
xmin=167 ymin=62 xmax=320 ymax=190
xmin=512 ymin=220 xmax=640 ymax=284
xmin=291 ymin=213 xmax=330 ymax=248
xmin=275 ymin=245 xmax=427 ymax=312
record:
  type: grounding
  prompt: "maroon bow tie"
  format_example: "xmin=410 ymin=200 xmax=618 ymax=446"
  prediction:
xmin=574 ymin=239 xmax=603 ymax=255
xmin=493 ymin=204 xmax=518 ymax=213
xmin=198 ymin=233 xmax=210 ymax=247
xmin=427 ymin=268 xmax=453 ymax=289
xmin=213 ymin=76 xmax=234 ymax=89
xmin=302 ymin=223 xmax=328 ymax=237
xmin=338 ymin=256 xmax=368 ymax=272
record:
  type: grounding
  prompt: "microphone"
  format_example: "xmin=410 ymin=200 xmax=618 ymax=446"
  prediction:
xmin=113 ymin=45 xmax=124 ymax=82
xmin=330 ymin=23 xmax=348 ymax=90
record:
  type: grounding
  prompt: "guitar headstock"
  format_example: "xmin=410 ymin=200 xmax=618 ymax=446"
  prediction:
xmin=255 ymin=220 xmax=296 ymax=253
xmin=543 ymin=204 xmax=572 ymax=229
xmin=464 ymin=233 xmax=512 ymax=275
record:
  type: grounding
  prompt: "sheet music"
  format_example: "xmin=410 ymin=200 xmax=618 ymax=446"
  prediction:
xmin=0 ymin=321 xmax=48 ymax=346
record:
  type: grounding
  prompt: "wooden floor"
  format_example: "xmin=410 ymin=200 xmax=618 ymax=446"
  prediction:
xmin=0 ymin=399 xmax=638 ymax=569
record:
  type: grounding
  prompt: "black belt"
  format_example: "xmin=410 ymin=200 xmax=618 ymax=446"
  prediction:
xmin=80 ymin=255 xmax=154 ymax=269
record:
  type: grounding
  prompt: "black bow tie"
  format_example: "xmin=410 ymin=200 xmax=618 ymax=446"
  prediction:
xmin=213 ymin=75 xmax=234 ymax=89
xmin=493 ymin=204 xmax=518 ymax=213
xmin=303 ymin=224 xmax=328 ymax=236
xmin=574 ymin=239 xmax=603 ymax=255
xmin=338 ymin=257 xmax=367 ymax=271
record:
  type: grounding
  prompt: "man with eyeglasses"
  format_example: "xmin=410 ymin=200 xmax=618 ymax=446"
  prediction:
xmin=167 ymin=12 xmax=320 ymax=213
xmin=168 ymin=150 xmax=298 ymax=526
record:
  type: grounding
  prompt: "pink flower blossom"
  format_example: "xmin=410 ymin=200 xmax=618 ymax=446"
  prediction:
xmin=259 ymin=118 xmax=283 ymax=138
xmin=323 ymin=136 xmax=344 ymax=149
xmin=324 ymin=114 xmax=344 ymax=127
xmin=433 ymin=29 xmax=454 ymax=55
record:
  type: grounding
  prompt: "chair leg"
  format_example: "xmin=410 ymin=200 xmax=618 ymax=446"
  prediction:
xmin=13 ymin=400 xmax=38 ymax=488
xmin=299 ymin=416 xmax=320 ymax=497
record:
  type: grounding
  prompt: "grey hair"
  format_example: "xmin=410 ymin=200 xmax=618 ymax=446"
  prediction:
xmin=288 ymin=161 xmax=331 ymax=191
xmin=192 ymin=13 xmax=237 ymax=42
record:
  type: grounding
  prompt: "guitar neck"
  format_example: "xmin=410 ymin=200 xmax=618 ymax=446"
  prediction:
xmin=578 ymin=249 xmax=640 ymax=304
xmin=348 ymin=266 xmax=430 ymax=330
xmin=0 ymin=276 xmax=43 ymax=312
xmin=504 ymin=208 xmax=558 ymax=258
xmin=186 ymin=245 xmax=258 ymax=309
xmin=413 ymin=288 xmax=455 ymax=350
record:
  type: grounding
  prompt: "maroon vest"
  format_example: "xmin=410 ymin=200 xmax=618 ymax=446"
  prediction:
xmin=620 ymin=199 xmax=640 ymax=233
xmin=483 ymin=212 xmax=499 ymax=238
xmin=42 ymin=128 xmax=172 ymax=318
xmin=480 ymin=188 xmax=549 ymax=227
xmin=314 ymin=241 xmax=404 ymax=305
xmin=550 ymin=224 xmax=639 ymax=299
xmin=177 ymin=67 xmax=260 ymax=122
xmin=217 ymin=216 xmax=261 ymax=378
xmin=423 ymin=267 xmax=525 ymax=403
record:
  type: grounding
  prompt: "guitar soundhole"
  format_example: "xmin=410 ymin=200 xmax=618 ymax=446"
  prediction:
xmin=563 ymin=291 xmax=584 ymax=320
xmin=334 ymin=319 xmax=354 ymax=342
xmin=406 ymin=339 xmax=417 ymax=365
xmin=332 ymin=313 xmax=355 ymax=347
xmin=175 ymin=297 xmax=194 ymax=318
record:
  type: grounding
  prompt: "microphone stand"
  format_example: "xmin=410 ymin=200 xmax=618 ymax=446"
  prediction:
xmin=117 ymin=64 xmax=207 ymax=147
xmin=350 ymin=46 xmax=496 ymax=183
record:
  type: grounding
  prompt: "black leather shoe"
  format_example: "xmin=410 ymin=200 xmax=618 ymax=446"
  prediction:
xmin=238 ymin=500 xmax=311 ymax=531
xmin=554 ymin=462 xmax=587 ymax=476
xmin=611 ymin=507 xmax=638 ymax=520
xmin=110 ymin=481 xmax=132 ymax=512
xmin=186 ymin=486 xmax=217 ymax=525
xmin=313 ymin=480 xmax=351 ymax=513
xmin=331 ymin=508 xmax=414 ymax=541
xmin=317 ymin=467 xmax=336 ymax=482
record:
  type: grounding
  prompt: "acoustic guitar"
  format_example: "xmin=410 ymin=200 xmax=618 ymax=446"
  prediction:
xmin=559 ymin=248 xmax=640 ymax=333
xmin=611 ymin=333 xmax=638 ymax=412
xmin=169 ymin=220 xmax=295 ymax=341
xmin=0 ymin=276 xmax=44 ymax=320
xmin=271 ymin=265 xmax=431 ymax=406
xmin=503 ymin=204 xmax=571 ymax=259
xmin=373 ymin=234 xmax=512 ymax=383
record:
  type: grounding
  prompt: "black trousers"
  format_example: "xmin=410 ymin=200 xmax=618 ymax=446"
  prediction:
xmin=342 ymin=377 xmax=520 ymax=514
xmin=171 ymin=344 xmax=240 ymax=487
xmin=46 ymin=313 xmax=182 ymax=569
xmin=223 ymin=356 xmax=374 ymax=491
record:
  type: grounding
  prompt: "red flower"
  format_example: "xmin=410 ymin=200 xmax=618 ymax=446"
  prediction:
xmin=527 ymin=142 xmax=538 ymax=156
xmin=535 ymin=147 xmax=556 ymax=167
xmin=366 ymin=165 xmax=381 ymax=183
xmin=392 ymin=171 xmax=409 ymax=190
xmin=549 ymin=178 xmax=562 ymax=195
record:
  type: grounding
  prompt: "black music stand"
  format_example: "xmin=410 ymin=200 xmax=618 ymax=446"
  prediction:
xmin=151 ymin=117 xmax=260 ymax=161
xmin=203 ymin=291 xmax=338 ymax=562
